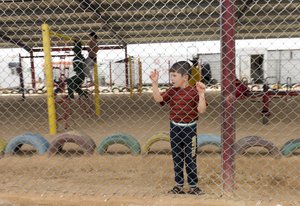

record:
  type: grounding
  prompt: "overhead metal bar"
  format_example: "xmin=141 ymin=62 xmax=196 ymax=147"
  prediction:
xmin=77 ymin=0 xmax=126 ymax=46
xmin=0 ymin=31 xmax=31 ymax=52
xmin=31 ymin=45 xmax=124 ymax=52
xmin=236 ymin=0 xmax=255 ymax=19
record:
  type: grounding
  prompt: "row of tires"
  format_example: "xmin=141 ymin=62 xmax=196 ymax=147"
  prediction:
xmin=0 ymin=131 xmax=299 ymax=157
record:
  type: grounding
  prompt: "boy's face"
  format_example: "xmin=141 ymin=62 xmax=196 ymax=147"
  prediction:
xmin=170 ymin=72 xmax=189 ymax=88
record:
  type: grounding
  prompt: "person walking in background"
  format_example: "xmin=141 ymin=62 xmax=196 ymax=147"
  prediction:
xmin=150 ymin=61 xmax=207 ymax=195
xmin=84 ymin=32 xmax=99 ymax=83
xmin=67 ymin=40 xmax=86 ymax=99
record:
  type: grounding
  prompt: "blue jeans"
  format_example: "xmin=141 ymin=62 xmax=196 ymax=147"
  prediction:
xmin=170 ymin=121 xmax=198 ymax=187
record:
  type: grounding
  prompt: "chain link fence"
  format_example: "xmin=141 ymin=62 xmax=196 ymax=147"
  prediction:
xmin=0 ymin=0 xmax=300 ymax=204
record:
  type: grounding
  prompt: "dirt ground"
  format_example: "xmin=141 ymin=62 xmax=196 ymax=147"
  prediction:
xmin=0 ymin=91 xmax=300 ymax=205
xmin=0 ymin=193 xmax=297 ymax=206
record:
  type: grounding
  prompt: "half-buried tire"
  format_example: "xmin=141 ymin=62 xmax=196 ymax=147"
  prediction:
xmin=5 ymin=133 xmax=49 ymax=155
xmin=48 ymin=131 xmax=96 ymax=155
xmin=97 ymin=133 xmax=141 ymax=155
xmin=281 ymin=138 xmax=300 ymax=156
xmin=142 ymin=132 xmax=170 ymax=154
xmin=234 ymin=136 xmax=280 ymax=157
xmin=197 ymin=134 xmax=221 ymax=149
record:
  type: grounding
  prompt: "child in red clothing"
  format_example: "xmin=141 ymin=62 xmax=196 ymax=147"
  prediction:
xmin=150 ymin=61 xmax=207 ymax=195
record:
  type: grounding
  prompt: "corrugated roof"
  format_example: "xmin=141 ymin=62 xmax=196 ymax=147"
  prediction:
xmin=0 ymin=0 xmax=299 ymax=51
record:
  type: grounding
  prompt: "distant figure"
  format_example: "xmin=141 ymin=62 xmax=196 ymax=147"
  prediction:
xmin=200 ymin=62 xmax=212 ymax=85
xmin=67 ymin=40 xmax=86 ymax=99
xmin=54 ymin=74 xmax=67 ymax=95
xmin=84 ymin=32 xmax=99 ymax=83
xmin=150 ymin=61 xmax=207 ymax=195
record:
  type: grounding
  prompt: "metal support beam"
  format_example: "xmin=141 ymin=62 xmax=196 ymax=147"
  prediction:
xmin=78 ymin=0 xmax=126 ymax=46
xmin=0 ymin=31 xmax=31 ymax=52
xmin=236 ymin=0 xmax=254 ymax=19
xmin=30 ymin=51 xmax=36 ymax=89
xmin=124 ymin=45 xmax=129 ymax=88
xmin=220 ymin=0 xmax=237 ymax=193
xmin=32 ymin=45 xmax=124 ymax=52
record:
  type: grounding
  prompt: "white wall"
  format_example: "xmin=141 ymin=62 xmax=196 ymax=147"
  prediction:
xmin=0 ymin=52 xmax=32 ymax=89
xmin=267 ymin=50 xmax=300 ymax=84
xmin=236 ymin=48 xmax=268 ymax=83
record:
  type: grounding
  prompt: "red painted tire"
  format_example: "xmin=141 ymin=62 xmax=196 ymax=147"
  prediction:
xmin=234 ymin=136 xmax=280 ymax=157
xmin=48 ymin=131 xmax=96 ymax=155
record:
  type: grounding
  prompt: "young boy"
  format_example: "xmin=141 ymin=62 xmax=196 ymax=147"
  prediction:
xmin=150 ymin=61 xmax=207 ymax=195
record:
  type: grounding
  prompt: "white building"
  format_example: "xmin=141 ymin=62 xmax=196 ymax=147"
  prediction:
xmin=199 ymin=48 xmax=300 ymax=84
xmin=2 ymin=47 xmax=300 ymax=90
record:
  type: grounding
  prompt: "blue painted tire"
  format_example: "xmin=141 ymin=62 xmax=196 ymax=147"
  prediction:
xmin=281 ymin=138 xmax=300 ymax=156
xmin=5 ymin=133 xmax=49 ymax=155
xmin=197 ymin=134 xmax=221 ymax=148
xmin=97 ymin=133 xmax=141 ymax=155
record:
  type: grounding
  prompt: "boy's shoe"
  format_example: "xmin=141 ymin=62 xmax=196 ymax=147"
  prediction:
xmin=187 ymin=187 xmax=204 ymax=195
xmin=168 ymin=186 xmax=185 ymax=194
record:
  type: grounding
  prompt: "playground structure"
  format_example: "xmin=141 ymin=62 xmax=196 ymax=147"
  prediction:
xmin=236 ymin=77 xmax=300 ymax=124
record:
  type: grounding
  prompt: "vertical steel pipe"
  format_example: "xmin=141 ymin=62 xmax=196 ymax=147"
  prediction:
xmin=30 ymin=51 xmax=36 ymax=89
xmin=42 ymin=23 xmax=57 ymax=135
xmin=220 ymin=0 xmax=237 ymax=193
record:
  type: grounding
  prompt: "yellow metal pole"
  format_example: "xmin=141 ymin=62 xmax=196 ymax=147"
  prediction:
xmin=93 ymin=62 xmax=100 ymax=116
xmin=189 ymin=65 xmax=201 ymax=86
xmin=42 ymin=23 xmax=57 ymax=135
xmin=129 ymin=57 xmax=133 ymax=96
xmin=138 ymin=58 xmax=142 ymax=95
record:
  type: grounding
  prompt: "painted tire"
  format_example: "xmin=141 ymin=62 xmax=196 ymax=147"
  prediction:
xmin=5 ymin=133 xmax=49 ymax=155
xmin=112 ymin=88 xmax=120 ymax=93
xmin=121 ymin=87 xmax=128 ymax=92
xmin=281 ymin=138 xmax=300 ymax=156
xmin=197 ymin=134 xmax=221 ymax=149
xmin=101 ymin=89 xmax=110 ymax=93
xmin=0 ymin=138 xmax=7 ymax=154
xmin=142 ymin=132 xmax=170 ymax=154
xmin=48 ymin=131 xmax=96 ymax=155
xmin=160 ymin=87 xmax=168 ymax=92
xmin=97 ymin=133 xmax=141 ymax=155
xmin=234 ymin=136 xmax=280 ymax=157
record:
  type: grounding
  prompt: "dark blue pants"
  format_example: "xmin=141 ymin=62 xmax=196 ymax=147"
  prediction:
xmin=67 ymin=72 xmax=85 ymax=99
xmin=170 ymin=122 xmax=198 ymax=187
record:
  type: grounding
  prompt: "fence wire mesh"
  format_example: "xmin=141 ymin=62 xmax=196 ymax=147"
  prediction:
xmin=0 ymin=0 xmax=300 ymax=205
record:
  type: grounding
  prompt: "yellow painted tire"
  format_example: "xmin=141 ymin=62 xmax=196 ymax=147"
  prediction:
xmin=0 ymin=138 xmax=7 ymax=154
xmin=143 ymin=132 xmax=170 ymax=155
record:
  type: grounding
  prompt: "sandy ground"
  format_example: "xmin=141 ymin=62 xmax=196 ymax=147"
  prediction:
xmin=0 ymin=193 xmax=297 ymax=206
xmin=0 ymin=91 xmax=300 ymax=205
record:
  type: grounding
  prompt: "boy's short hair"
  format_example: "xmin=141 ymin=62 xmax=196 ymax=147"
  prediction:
xmin=89 ymin=32 xmax=98 ymax=39
xmin=169 ymin=61 xmax=192 ymax=79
